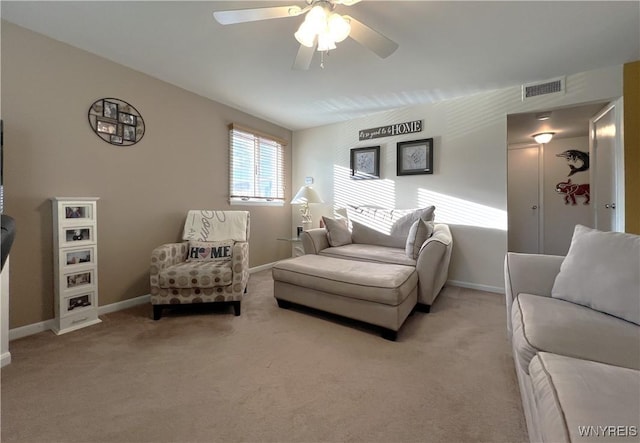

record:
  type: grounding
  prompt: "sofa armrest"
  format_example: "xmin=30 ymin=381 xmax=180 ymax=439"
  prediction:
xmin=301 ymin=228 xmax=330 ymax=255
xmin=232 ymin=241 xmax=250 ymax=290
xmin=415 ymin=223 xmax=453 ymax=306
xmin=150 ymin=242 xmax=188 ymax=289
xmin=504 ymin=252 xmax=564 ymax=337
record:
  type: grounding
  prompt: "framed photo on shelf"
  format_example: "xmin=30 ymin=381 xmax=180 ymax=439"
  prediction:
xmin=66 ymin=293 xmax=93 ymax=312
xmin=397 ymin=138 xmax=434 ymax=176
xmin=350 ymin=146 xmax=380 ymax=179
xmin=63 ymin=226 xmax=93 ymax=245
xmin=65 ymin=269 xmax=93 ymax=289
xmin=64 ymin=246 xmax=95 ymax=267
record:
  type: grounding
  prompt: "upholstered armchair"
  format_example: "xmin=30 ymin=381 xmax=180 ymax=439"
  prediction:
xmin=150 ymin=210 xmax=250 ymax=320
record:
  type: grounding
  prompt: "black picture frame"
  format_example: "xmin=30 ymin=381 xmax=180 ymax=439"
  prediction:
xmin=103 ymin=100 xmax=119 ymax=119
xmin=123 ymin=125 xmax=136 ymax=141
xmin=96 ymin=120 xmax=117 ymax=135
xmin=350 ymin=146 xmax=380 ymax=179
xmin=118 ymin=112 xmax=137 ymax=126
xmin=397 ymin=138 xmax=434 ymax=176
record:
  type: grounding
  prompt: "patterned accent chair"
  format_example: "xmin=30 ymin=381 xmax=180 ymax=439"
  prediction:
xmin=149 ymin=211 xmax=250 ymax=320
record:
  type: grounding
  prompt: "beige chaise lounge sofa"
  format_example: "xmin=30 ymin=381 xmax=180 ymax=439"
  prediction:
xmin=301 ymin=222 xmax=452 ymax=311
xmin=272 ymin=206 xmax=453 ymax=340
xmin=505 ymin=225 xmax=640 ymax=443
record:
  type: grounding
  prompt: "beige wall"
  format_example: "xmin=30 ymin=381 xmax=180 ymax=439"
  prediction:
xmin=1 ymin=22 xmax=293 ymax=328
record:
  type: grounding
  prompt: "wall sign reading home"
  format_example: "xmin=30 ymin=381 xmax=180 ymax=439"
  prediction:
xmin=88 ymin=98 xmax=145 ymax=146
xmin=359 ymin=120 xmax=423 ymax=141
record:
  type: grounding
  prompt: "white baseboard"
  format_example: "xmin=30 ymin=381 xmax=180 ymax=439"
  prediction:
xmin=10 ymin=294 xmax=151 ymax=342
xmin=447 ymin=279 xmax=504 ymax=294
xmin=1 ymin=351 xmax=12 ymax=368
xmin=97 ymin=294 xmax=150 ymax=316
xmin=9 ymin=319 xmax=55 ymax=341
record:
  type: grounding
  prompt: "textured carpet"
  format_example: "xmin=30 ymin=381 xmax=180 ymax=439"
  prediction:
xmin=1 ymin=270 xmax=527 ymax=443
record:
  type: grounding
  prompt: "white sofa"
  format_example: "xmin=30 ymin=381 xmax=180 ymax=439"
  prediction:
xmin=505 ymin=225 xmax=640 ymax=442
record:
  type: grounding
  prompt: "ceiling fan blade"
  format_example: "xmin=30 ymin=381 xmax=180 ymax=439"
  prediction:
xmin=344 ymin=15 xmax=398 ymax=59
xmin=292 ymin=43 xmax=316 ymax=71
xmin=333 ymin=0 xmax=362 ymax=5
xmin=213 ymin=5 xmax=304 ymax=25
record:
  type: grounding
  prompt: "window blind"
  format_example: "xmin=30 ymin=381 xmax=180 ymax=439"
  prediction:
xmin=229 ymin=125 xmax=285 ymax=202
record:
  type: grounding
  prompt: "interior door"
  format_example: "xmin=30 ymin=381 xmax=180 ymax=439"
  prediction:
xmin=590 ymin=101 xmax=624 ymax=232
xmin=508 ymin=146 xmax=540 ymax=253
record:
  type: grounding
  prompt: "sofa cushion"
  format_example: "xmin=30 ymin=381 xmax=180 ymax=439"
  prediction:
xmin=552 ymin=224 xmax=640 ymax=325
xmin=272 ymin=255 xmax=417 ymax=306
xmin=159 ymin=260 xmax=233 ymax=288
xmin=529 ymin=352 xmax=640 ymax=443
xmin=322 ymin=216 xmax=352 ymax=247
xmin=511 ymin=293 xmax=640 ymax=374
xmin=348 ymin=205 xmax=435 ymax=248
xmin=405 ymin=219 xmax=434 ymax=259
xmin=319 ymin=243 xmax=416 ymax=266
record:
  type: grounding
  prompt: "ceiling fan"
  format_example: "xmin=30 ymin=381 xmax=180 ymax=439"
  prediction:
xmin=213 ymin=0 xmax=399 ymax=70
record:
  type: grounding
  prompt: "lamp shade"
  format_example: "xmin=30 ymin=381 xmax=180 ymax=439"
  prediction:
xmin=291 ymin=186 xmax=324 ymax=204
xmin=533 ymin=132 xmax=554 ymax=144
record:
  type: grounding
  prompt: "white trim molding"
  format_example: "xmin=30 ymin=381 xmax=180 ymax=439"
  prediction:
xmin=447 ymin=279 xmax=505 ymax=295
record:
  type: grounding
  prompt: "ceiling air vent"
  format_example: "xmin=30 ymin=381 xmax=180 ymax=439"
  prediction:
xmin=522 ymin=77 xmax=565 ymax=101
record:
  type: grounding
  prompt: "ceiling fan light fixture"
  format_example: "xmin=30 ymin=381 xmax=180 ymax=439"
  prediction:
xmin=295 ymin=21 xmax=316 ymax=47
xmin=328 ymin=13 xmax=351 ymax=43
xmin=533 ymin=132 xmax=555 ymax=144
xmin=317 ymin=32 xmax=337 ymax=51
xmin=305 ymin=4 xmax=328 ymax=31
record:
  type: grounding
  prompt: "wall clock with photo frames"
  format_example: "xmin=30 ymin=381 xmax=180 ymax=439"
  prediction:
xmin=87 ymin=98 xmax=145 ymax=146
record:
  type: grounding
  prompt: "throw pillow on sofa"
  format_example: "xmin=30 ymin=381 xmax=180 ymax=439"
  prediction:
xmin=186 ymin=240 xmax=234 ymax=262
xmin=405 ymin=219 xmax=434 ymax=259
xmin=551 ymin=224 xmax=640 ymax=325
xmin=322 ymin=216 xmax=352 ymax=247
xmin=348 ymin=205 xmax=436 ymax=248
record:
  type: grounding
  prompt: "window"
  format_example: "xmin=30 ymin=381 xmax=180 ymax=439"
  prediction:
xmin=229 ymin=124 xmax=286 ymax=205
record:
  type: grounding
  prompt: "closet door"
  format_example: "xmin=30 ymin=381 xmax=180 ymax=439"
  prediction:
xmin=508 ymin=146 xmax=540 ymax=253
xmin=590 ymin=101 xmax=624 ymax=232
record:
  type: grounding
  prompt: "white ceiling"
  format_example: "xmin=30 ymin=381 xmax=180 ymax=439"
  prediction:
xmin=2 ymin=1 xmax=639 ymax=132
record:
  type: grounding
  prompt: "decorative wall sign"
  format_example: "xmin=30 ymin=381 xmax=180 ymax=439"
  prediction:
xmin=350 ymin=146 xmax=380 ymax=179
xmin=88 ymin=98 xmax=145 ymax=146
xmin=397 ymin=138 xmax=433 ymax=176
xmin=359 ymin=120 xmax=422 ymax=141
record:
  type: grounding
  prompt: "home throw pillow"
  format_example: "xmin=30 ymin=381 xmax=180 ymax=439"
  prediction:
xmin=186 ymin=240 xmax=234 ymax=262
xmin=405 ymin=219 xmax=434 ymax=259
xmin=322 ymin=216 xmax=352 ymax=247
xmin=551 ymin=225 xmax=640 ymax=325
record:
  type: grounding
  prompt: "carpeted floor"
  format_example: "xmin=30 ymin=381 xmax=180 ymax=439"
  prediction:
xmin=1 ymin=270 xmax=527 ymax=443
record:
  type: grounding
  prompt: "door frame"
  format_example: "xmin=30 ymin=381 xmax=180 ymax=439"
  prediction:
xmin=589 ymin=99 xmax=625 ymax=232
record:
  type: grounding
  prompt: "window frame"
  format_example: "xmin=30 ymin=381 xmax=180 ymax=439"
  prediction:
xmin=228 ymin=124 xmax=287 ymax=206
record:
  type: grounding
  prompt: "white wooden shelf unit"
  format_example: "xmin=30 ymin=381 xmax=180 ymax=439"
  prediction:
xmin=51 ymin=197 xmax=101 ymax=334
